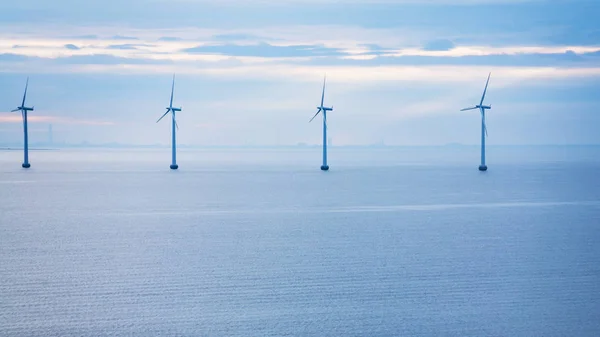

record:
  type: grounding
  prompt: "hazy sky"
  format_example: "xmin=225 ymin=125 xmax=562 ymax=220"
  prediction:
xmin=0 ymin=0 xmax=599 ymax=146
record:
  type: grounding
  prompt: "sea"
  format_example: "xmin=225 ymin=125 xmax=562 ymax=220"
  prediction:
xmin=1 ymin=146 xmax=599 ymax=336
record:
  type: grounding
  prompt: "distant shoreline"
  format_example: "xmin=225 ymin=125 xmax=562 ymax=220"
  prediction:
xmin=0 ymin=148 xmax=57 ymax=151
xmin=2 ymin=144 xmax=600 ymax=151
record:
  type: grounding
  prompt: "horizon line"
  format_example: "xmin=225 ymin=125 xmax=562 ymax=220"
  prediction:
xmin=2 ymin=143 xmax=600 ymax=150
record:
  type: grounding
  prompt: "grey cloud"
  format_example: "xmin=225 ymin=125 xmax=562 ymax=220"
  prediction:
xmin=72 ymin=35 xmax=98 ymax=40
xmin=212 ymin=33 xmax=263 ymax=41
xmin=0 ymin=53 xmax=239 ymax=67
xmin=358 ymin=44 xmax=394 ymax=56
xmin=423 ymin=39 xmax=455 ymax=51
xmin=303 ymin=50 xmax=600 ymax=67
xmin=49 ymin=54 xmax=170 ymax=65
xmin=64 ymin=44 xmax=80 ymax=50
xmin=63 ymin=55 xmax=167 ymax=65
xmin=585 ymin=51 xmax=600 ymax=58
xmin=112 ymin=35 xmax=139 ymax=40
xmin=3 ymin=50 xmax=599 ymax=70
xmin=106 ymin=44 xmax=138 ymax=50
xmin=0 ymin=53 xmax=32 ymax=62
xmin=1 ymin=1 xmax=599 ymax=51
xmin=158 ymin=36 xmax=181 ymax=41
xmin=183 ymin=42 xmax=345 ymax=58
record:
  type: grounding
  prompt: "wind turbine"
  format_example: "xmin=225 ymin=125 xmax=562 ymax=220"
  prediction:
xmin=156 ymin=75 xmax=182 ymax=170
xmin=461 ymin=73 xmax=492 ymax=171
xmin=309 ymin=75 xmax=333 ymax=171
xmin=11 ymin=77 xmax=34 ymax=168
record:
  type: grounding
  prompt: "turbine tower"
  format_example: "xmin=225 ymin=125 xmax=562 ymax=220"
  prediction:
xmin=156 ymin=75 xmax=182 ymax=170
xmin=309 ymin=75 xmax=333 ymax=171
xmin=461 ymin=73 xmax=492 ymax=171
xmin=11 ymin=77 xmax=34 ymax=168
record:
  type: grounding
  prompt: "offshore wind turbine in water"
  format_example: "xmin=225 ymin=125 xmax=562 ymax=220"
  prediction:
xmin=12 ymin=78 xmax=34 ymax=168
xmin=309 ymin=76 xmax=333 ymax=171
xmin=156 ymin=75 xmax=182 ymax=170
xmin=461 ymin=73 xmax=492 ymax=171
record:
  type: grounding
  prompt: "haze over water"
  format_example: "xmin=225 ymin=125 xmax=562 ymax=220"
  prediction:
xmin=1 ymin=147 xmax=599 ymax=336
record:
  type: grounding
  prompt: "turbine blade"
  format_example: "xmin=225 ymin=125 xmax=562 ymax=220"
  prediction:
xmin=309 ymin=109 xmax=321 ymax=123
xmin=11 ymin=108 xmax=19 ymax=112
xmin=169 ymin=74 xmax=175 ymax=109
xmin=460 ymin=106 xmax=478 ymax=111
xmin=320 ymin=75 xmax=326 ymax=107
xmin=480 ymin=72 xmax=491 ymax=106
xmin=22 ymin=77 xmax=29 ymax=107
xmin=156 ymin=109 xmax=170 ymax=123
xmin=175 ymin=119 xmax=179 ymax=130
xmin=484 ymin=123 xmax=488 ymax=137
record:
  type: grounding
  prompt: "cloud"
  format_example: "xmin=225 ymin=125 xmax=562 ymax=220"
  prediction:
xmin=158 ymin=36 xmax=182 ymax=41
xmin=112 ymin=35 xmax=139 ymax=40
xmin=106 ymin=44 xmax=142 ymax=50
xmin=183 ymin=42 xmax=345 ymax=57
xmin=399 ymin=45 xmax=600 ymax=57
xmin=11 ymin=62 xmax=594 ymax=86
xmin=357 ymin=44 xmax=394 ymax=56
xmin=52 ymin=54 xmax=170 ymax=65
xmin=423 ymin=39 xmax=455 ymax=51
xmin=2 ymin=45 xmax=600 ymax=84
xmin=2 ymin=31 xmax=600 ymax=72
xmin=212 ymin=33 xmax=264 ymax=41
xmin=0 ymin=1 xmax=598 ymax=146
xmin=314 ymin=50 xmax=600 ymax=67
xmin=71 ymin=34 xmax=98 ymax=40
xmin=0 ymin=53 xmax=30 ymax=62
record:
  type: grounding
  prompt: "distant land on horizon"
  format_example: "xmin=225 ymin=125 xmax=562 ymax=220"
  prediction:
xmin=2 ymin=143 xmax=600 ymax=150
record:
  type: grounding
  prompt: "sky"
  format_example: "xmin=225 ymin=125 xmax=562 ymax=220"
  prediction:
xmin=0 ymin=0 xmax=599 ymax=146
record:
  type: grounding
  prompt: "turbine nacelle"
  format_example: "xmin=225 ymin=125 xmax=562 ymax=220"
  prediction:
xmin=16 ymin=106 xmax=34 ymax=112
xmin=167 ymin=107 xmax=182 ymax=112
xmin=318 ymin=106 xmax=333 ymax=112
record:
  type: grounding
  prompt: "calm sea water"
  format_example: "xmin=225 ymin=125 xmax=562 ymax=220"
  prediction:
xmin=1 ymin=147 xmax=599 ymax=336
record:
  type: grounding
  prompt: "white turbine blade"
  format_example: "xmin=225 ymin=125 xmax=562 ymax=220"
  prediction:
xmin=484 ymin=123 xmax=488 ymax=137
xmin=11 ymin=108 xmax=20 ymax=112
xmin=156 ymin=109 xmax=170 ymax=123
xmin=309 ymin=108 xmax=321 ymax=123
xmin=320 ymin=75 xmax=326 ymax=107
xmin=480 ymin=72 xmax=491 ymax=106
xmin=169 ymin=74 xmax=175 ymax=109
xmin=21 ymin=77 xmax=29 ymax=107
xmin=175 ymin=119 xmax=179 ymax=130
xmin=461 ymin=106 xmax=478 ymax=111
